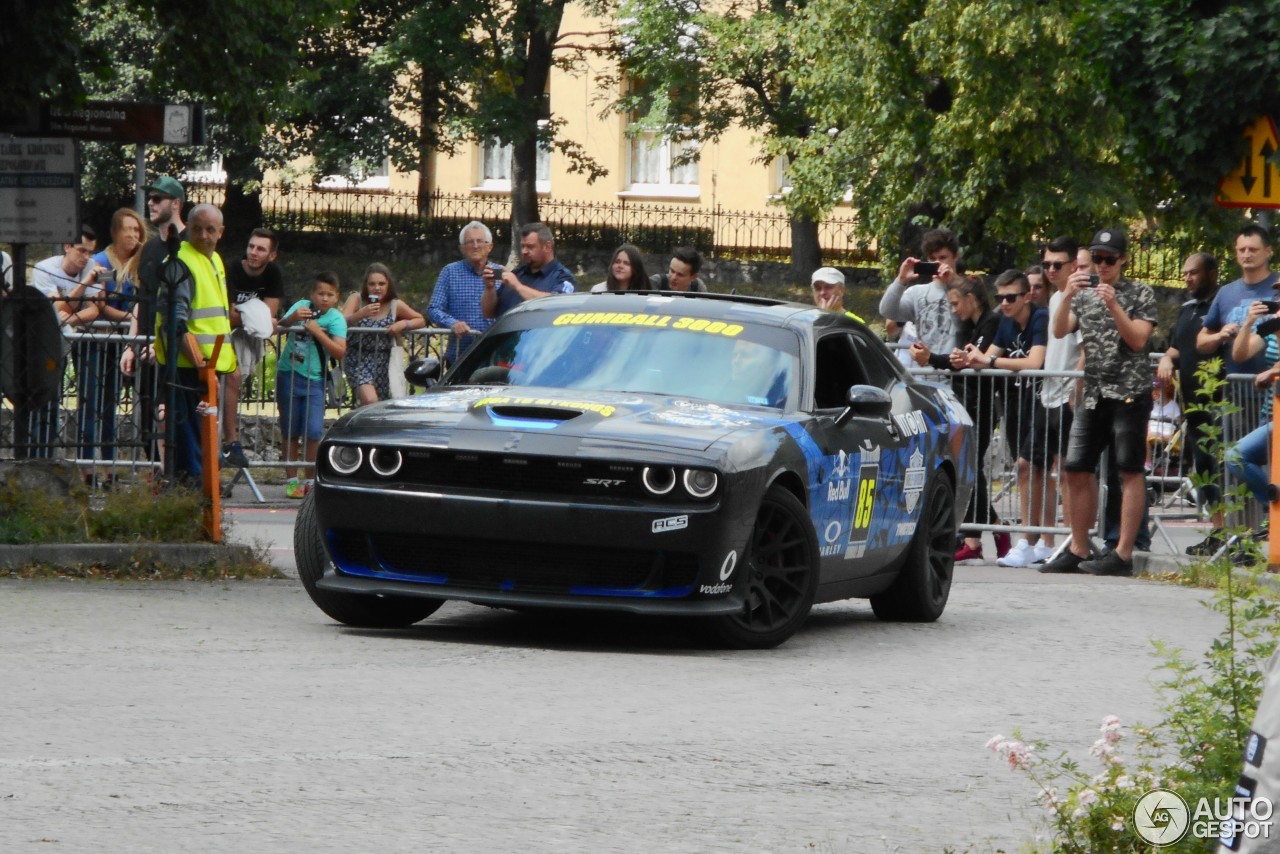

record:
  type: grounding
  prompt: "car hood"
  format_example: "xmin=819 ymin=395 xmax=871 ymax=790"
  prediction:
xmin=326 ymin=386 xmax=792 ymax=453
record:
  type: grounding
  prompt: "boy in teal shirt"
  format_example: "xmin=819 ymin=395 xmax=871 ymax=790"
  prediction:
xmin=278 ymin=272 xmax=347 ymax=498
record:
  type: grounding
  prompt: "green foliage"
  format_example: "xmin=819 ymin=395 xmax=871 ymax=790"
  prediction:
xmin=1091 ymin=1 xmax=1280 ymax=236
xmin=0 ymin=477 xmax=207 ymax=545
xmin=616 ymin=1 xmax=824 ymax=262
xmin=87 ymin=482 xmax=208 ymax=543
xmin=784 ymin=0 xmax=1134 ymax=269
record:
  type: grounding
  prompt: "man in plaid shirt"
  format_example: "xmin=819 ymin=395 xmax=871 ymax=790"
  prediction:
xmin=428 ymin=220 xmax=502 ymax=363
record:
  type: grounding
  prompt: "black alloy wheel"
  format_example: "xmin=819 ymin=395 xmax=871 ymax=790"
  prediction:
xmin=870 ymin=473 xmax=956 ymax=622
xmin=706 ymin=486 xmax=819 ymax=649
xmin=294 ymin=492 xmax=443 ymax=628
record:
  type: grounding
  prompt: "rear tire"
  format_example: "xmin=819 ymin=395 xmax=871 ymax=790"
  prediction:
xmin=871 ymin=474 xmax=956 ymax=622
xmin=295 ymin=492 xmax=443 ymax=628
xmin=705 ymin=486 xmax=819 ymax=649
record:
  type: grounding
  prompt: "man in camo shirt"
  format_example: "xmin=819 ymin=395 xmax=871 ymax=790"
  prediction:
xmin=1040 ymin=227 xmax=1157 ymax=576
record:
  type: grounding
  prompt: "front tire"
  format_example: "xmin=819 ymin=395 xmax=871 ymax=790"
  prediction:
xmin=295 ymin=492 xmax=443 ymax=628
xmin=870 ymin=473 xmax=956 ymax=622
xmin=705 ymin=486 xmax=819 ymax=649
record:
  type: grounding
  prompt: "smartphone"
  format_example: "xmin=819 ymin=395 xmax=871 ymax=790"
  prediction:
xmin=1259 ymin=300 xmax=1280 ymax=312
xmin=914 ymin=261 xmax=940 ymax=278
xmin=368 ymin=294 xmax=381 ymax=303
xmin=1086 ymin=274 xmax=1099 ymax=287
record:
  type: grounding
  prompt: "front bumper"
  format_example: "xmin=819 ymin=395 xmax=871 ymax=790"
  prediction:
xmin=312 ymin=481 xmax=755 ymax=616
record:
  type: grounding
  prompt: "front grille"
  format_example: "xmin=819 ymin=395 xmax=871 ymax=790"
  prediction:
xmin=400 ymin=450 xmax=645 ymax=498
xmin=329 ymin=529 xmax=699 ymax=595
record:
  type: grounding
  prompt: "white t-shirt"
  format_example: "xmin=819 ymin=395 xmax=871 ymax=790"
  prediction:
xmin=1041 ymin=289 xmax=1083 ymax=408
xmin=29 ymin=255 xmax=101 ymax=301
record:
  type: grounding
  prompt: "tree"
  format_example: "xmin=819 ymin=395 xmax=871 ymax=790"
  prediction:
xmin=783 ymin=0 xmax=1136 ymax=270
xmin=281 ymin=1 xmax=610 ymax=246
xmin=279 ymin=0 xmax=477 ymax=209
xmin=1090 ymin=0 xmax=1280 ymax=240
xmin=616 ymin=0 xmax=827 ymax=276
xmin=137 ymin=0 xmax=347 ymax=242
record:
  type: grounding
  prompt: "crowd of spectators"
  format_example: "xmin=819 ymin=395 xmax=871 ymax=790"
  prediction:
xmin=879 ymin=225 xmax=1278 ymax=574
xmin=4 ymin=182 xmax=1275 ymax=552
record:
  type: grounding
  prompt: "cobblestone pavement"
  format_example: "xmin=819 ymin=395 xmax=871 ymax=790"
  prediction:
xmin=0 ymin=566 xmax=1222 ymax=853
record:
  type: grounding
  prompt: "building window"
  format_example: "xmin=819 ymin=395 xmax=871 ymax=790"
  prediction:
xmin=182 ymin=151 xmax=226 ymax=185
xmin=625 ymin=125 xmax=699 ymax=198
xmin=478 ymin=125 xmax=551 ymax=193
xmin=318 ymin=157 xmax=391 ymax=190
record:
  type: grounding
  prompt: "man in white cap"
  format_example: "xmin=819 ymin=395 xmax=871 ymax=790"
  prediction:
xmin=811 ymin=266 xmax=864 ymax=322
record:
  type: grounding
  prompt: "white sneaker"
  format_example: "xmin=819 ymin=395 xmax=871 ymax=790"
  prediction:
xmin=998 ymin=538 xmax=1033 ymax=567
xmin=1031 ymin=543 xmax=1054 ymax=563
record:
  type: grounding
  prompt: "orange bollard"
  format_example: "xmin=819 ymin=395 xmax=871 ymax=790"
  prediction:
xmin=198 ymin=335 xmax=225 ymax=543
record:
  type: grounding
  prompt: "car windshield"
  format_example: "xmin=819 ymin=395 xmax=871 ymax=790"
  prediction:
xmin=448 ymin=311 xmax=800 ymax=410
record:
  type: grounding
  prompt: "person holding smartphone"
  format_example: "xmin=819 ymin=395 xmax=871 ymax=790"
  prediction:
xmin=1043 ymin=228 xmax=1157 ymax=576
xmin=1224 ymin=300 xmax=1280 ymax=540
xmin=878 ymin=227 xmax=962 ymax=355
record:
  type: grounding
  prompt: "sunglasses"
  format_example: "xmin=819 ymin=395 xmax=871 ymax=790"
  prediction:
xmin=998 ymin=292 xmax=1027 ymax=304
xmin=1091 ymin=253 xmax=1120 ymax=265
xmin=147 ymin=194 xmax=172 ymax=204
xmin=1042 ymin=260 xmax=1069 ymax=270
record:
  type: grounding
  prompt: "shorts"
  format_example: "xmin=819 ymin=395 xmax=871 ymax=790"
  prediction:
xmin=277 ymin=369 xmax=325 ymax=441
xmin=1004 ymin=390 xmax=1050 ymax=470
xmin=1064 ymin=396 xmax=1154 ymax=474
xmin=230 ymin=327 xmax=265 ymax=380
xmin=1026 ymin=403 xmax=1073 ymax=468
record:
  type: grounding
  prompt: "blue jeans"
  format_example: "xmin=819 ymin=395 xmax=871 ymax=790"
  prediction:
xmin=1226 ymin=421 xmax=1273 ymax=505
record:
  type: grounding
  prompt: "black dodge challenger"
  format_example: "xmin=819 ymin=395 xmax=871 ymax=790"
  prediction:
xmin=295 ymin=291 xmax=975 ymax=648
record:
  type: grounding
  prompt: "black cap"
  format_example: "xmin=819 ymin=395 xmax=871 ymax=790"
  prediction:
xmin=1089 ymin=228 xmax=1127 ymax=256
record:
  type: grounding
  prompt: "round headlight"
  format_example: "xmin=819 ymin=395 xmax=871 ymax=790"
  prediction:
xmin=369 ymin=448 xmax=403 ymax=477
xmin=328 ymin=444 xmax=363 ymax=475
xmin=641 ymin=465 xmax=677 ymax=495
xmin=682 ymin=468 xmax=719 ymax=499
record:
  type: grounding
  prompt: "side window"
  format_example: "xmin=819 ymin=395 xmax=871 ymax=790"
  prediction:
xmin=814 ymin=333 xmax=867 ymax=408
xmin=850 ymin=329 xmax=908 ymax=390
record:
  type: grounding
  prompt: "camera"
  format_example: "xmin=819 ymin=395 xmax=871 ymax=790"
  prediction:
xmin=913 ymin=261 xmax=940 ymax=279
xmin=1258 ymin=317 xmax=1280 ymax=337
xmin=1086 ymin=274 xmax=1099 ymax=287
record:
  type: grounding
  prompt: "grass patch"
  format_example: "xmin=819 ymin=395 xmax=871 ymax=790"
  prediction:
xmin=0 ymin=476 xmax=209 ymax=545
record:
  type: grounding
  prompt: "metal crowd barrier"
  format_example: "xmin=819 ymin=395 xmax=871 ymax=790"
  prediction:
xmin=892 ymin=340 xmax=1264 ymax=555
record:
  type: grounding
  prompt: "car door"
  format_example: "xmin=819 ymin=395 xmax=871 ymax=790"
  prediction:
xmin=807 ymin=330 xmax=911 ymax=581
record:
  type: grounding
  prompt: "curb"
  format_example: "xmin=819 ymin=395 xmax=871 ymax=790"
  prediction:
xmin=0 ymin=542 xmax=258 ymax=571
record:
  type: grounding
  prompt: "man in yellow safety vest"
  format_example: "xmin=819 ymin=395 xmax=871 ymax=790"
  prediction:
xmin=153 ymin=203 xmax=236 ymax=484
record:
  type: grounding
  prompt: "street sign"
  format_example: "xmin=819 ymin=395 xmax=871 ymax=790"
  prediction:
xmin=1218 ymin=116 xmax=1280 ymax=209
xmin=0 ymin=136 xmax=79 ymax=244
xmin=39 ymin=101 xmax=204 ymax=146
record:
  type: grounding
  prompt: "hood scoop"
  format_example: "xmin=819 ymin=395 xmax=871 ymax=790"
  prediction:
xmin=486 ymin=405 xmax=587 ymax=430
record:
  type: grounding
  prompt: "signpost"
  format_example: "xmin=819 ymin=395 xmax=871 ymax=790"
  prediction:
xmin=1218 ymin=116 xmax=1280 ymax=210
xmin=0 ymin=136 xmax=79 ymax=244
xmin=40 ymin=101 xmax=204 ymax=146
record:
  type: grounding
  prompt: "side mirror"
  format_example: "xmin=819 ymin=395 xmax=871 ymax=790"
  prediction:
xmin=405 ymin=357 xmax=442 ymax=389
xmin=833 ymin=384 xmax=892 ymax=427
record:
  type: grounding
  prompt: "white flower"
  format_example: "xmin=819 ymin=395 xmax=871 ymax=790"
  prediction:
xmin=1115 ymin=775 xmax=1133 ymax=788
xmin=1078 ymin=788 xmax=1100 ymax=807
xmin=986 ymin=734 xmax=1004 ymax=751
xmin=1111 ymin=818 xmax=1126 ymax=831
